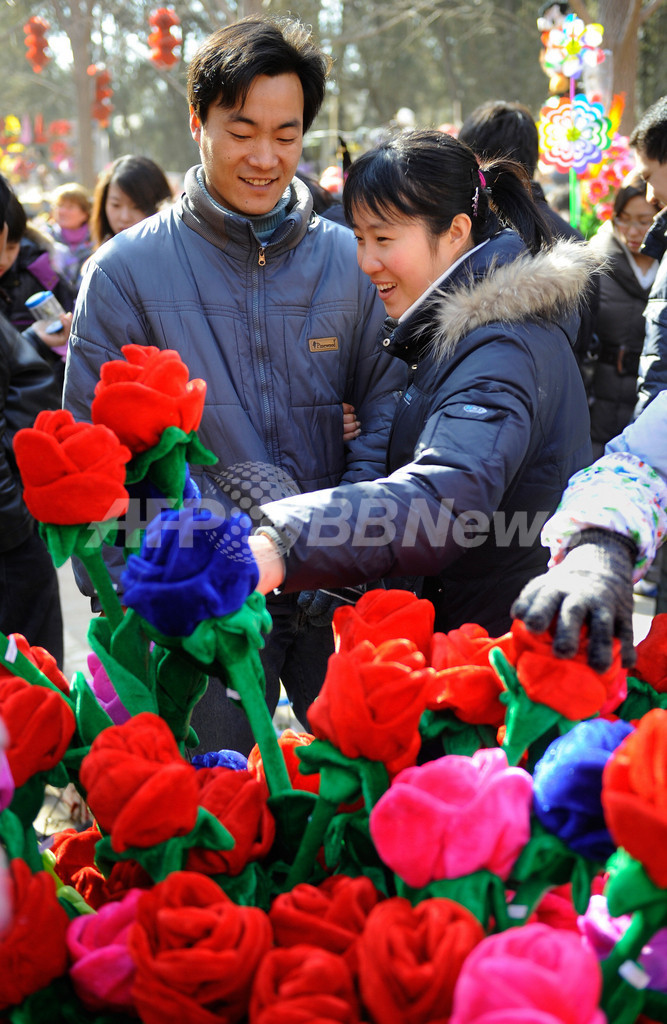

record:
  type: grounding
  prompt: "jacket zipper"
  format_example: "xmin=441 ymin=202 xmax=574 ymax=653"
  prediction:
xmin=251 ymin=245 xmax=279 ymax=465
xmin=258 ymin=245 xmax=266 ymax=266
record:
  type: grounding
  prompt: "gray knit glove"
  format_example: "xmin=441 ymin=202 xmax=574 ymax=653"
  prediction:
xmin=511 ymin=528 xmax=638 ymax=671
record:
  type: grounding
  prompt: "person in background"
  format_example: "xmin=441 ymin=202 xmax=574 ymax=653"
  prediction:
xmin=0 ymin=175 xmax=64 ymax=666
xmin=512 ymin=95 xmax=667 ymax=667
xmin=46 ymin=182 xmax=93 ymax=292
xmin=89 ymin=154 xmax=173 ymax=250
xmin=249 ymin=129 xmax=596 ymax=640
xmin=588 ymin=173 xmax=660 ymax=458
xmin=458 ymin=99 xmax=597 ymax=373
xmin=0 ymin=192 xmax=75 ymax=333
xmin=63 ymin=17 xmax=403 ymax=755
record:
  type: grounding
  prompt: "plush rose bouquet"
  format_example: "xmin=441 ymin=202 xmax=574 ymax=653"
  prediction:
xmin=5 ymin=345 xmax=667 ymax=1024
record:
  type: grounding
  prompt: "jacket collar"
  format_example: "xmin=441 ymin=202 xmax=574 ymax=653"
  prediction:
xmin=179 ymin=165 xmax=313 ymax=256
xmin=381 ymin=232 xmax=602 ymax=364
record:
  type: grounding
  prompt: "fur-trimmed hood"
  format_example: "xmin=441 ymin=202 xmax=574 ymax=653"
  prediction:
xmin=424 ymin=235 xmax=603 ymax=362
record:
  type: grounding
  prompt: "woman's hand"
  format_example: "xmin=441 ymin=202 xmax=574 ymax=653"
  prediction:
xmin=342 ymin=402 xmax=360 ymax=442
xmin=33 ymin=311 xmax=73 ymax=347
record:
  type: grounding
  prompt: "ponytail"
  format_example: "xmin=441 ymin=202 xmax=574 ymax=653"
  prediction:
xmin=475 ymin=158 xmax=552 ymax=254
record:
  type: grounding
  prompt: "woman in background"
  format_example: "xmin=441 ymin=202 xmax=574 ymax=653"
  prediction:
xmin=89 ymin=154 xmax=173 ymax=250
xmin=588 ymin=173 xmax=660 ymax=458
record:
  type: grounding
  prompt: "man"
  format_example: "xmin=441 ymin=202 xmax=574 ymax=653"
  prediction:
xmin=512 ymin=95 xmax=667 ymax=670
xmin=63 ymin=17 xmax=404 ymax=753
xmin=0 ymin=175 xmax=64 ymax=665
xmin=458 ymin=100 xmax=597 ymax=372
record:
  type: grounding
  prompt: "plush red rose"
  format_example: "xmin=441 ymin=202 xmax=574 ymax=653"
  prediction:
xmin=185 ymin=767 xmax=275 ymax=876
xmin=51 ymin=825 xmax=107 ymax=910
xmin=356 ymin=896 xmax=485 ymax=1024
xmin=309 ymin=638 xmax=434 ymax=775
xmin=511 ymin=619 xmax=627 ymax=720
xmin=0 ymin=675 xmax=76 ymax=787
xmin=248 ymin=729 xmax=320 ymax=795
xmin=249 ymin=945 xmax=360 ymax=1024
xmin=269 ymin=875 xmax=384 ymax=974
xmin=0 ymin=859 xmax=70 ymax=1010
xmin=333 ymin=589 xmax=435 ymax=658
xmin=129 ymin=870 xmax=273 ymax=1024
xmin=633 ymin=614 xmax=667 ymax=693
xmin=91 ymin=344 xmax=206 ymax=453
xmin=79 ymin=711 xmax=200 ymax=852
xmin=0 ymin=634 xmax=69 ymax=695
xmin=602 ymin=707 xmax=667 ymax=887
xmin=426 ymin=624 xmax=515 ymax=726
xmin=13 ymin=408 xmax=131 ymax=524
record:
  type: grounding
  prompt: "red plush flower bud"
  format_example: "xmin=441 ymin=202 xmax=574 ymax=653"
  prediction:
xmin=249 ymin=944 xmax=360 ymax=1023
xmin=129 ymin=871 xmax=272 ymax=1024
xmin=426 ymin=624 xmax=515 ymax=726
xmin=308 ymin=638 xmax=434 ymax=775
xmin=91 ymin=344 xmax=206 ymax=453
xmin=248 ymin=729 xmax=320 ymax=795
xmin=269 ymin=874 xmax=384 ymax=975
xmin=633 ymin=614 xmax=667 ymax=693
xmin=0 ymin=675 xmax=75 ymax=787
xmin=0 ymin=633 xmax=69 ymax=696
xmin=333 ymin=588 xmax=435 ymax=658
xmin=13 ymin=408 xmax=131 ymax=525
xmin=186 ymin=767 xmax=275 ymax=876
xmin=50 ymin=825 xmax=106 ymax=910
xmin=356 ymin=897 xmax=485 ymax=1024
xmin=602 ymin=707 xmax=667 ymax=887
xmin=0 ymin=860 xmax=69 ymax=1010
xmin=79 ymin=711 xmax=200 ymax=852
xmin=511 ymin=618 xmax=627 ymax=720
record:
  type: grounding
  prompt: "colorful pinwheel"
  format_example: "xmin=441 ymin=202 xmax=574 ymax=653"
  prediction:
xmin=538 ymin=94 xmax=613 ymax=175
xmin=542 ymin=13 xmax=606 ymax=81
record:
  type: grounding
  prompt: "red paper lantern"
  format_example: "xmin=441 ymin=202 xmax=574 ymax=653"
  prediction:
xmin=23 ymin=16 xmax=50 ymax=73
xmin=87 ymin=65 xmax=114 ymax=128
xmin=148 ymin=8 xmax=181 ymax=68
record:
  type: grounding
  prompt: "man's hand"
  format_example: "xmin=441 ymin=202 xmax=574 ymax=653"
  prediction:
xmin=511 ymin=528 xmax=638 ymax=671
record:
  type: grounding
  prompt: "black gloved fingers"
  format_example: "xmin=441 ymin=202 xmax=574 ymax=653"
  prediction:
xmin=586 ymin=604 xmax=615 ymax=672
xmin=617 ymin=613 xmax=637 ymax=670
xmin=550 ymin=593 xmax=589 ymax=659
xmin=511 ymin=577 xmax=565 ymax=634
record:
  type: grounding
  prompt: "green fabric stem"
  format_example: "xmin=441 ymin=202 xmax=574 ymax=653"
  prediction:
xmin=490 ymin=647 xmax=577 ymax=765
xmin=76 ymin=546 xmax=124 ymax=633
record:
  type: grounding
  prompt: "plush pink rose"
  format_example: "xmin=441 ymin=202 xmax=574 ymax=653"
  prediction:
xmin=86 ymin=653 xmax=130 ymax=725
xmin=369 ymin=747 xmax=533 ymax=888
xmin=449 ymin=923 xmax=605 ymax=1024
xmin=67 ymin=888 xmax=142 ymax=1012
xmin=0 ymin=718 xmax=14 ymax=812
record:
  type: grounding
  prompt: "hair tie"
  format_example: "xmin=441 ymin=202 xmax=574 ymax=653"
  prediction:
xmin=478 ymin=170 xmax=487 ymax=188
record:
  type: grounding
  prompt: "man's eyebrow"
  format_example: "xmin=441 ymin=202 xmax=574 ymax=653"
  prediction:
xmin=229 ymin=112 xmax=301 ymax=130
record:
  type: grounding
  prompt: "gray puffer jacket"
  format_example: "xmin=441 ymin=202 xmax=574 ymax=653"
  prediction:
xmin=262 ymin=232 xmax=597 ymax=635
xmin=64 ymin=170 xmax=405 ymax=518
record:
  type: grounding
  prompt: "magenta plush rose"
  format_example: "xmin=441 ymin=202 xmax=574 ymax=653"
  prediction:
xmin=67 ymin=888 xmax=142 ymax=1012
xmin=449 ymin=923 xmax=605 ymax=1024
xmin=369 ymin=747 xmax=533 ymax=888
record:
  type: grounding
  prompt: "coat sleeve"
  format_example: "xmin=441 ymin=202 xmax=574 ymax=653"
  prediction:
xmin=261 ymin=335 xmax=540 ymax=592
xmin=634 ymin=261 xmax=667 ymax=416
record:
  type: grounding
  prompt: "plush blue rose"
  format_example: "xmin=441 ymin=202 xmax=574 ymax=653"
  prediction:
xmin=191 ymin=749 xmax=249 ymax=770
xmin=532 ymin=718 xmax=635 ymax=861
xmin=121 ymin=506 xmax=259 ymax=637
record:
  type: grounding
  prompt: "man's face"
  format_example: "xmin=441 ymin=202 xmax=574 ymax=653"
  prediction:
xmin=635 ymin=149 xmax=667 ymax=209
xmin=190 ymin=73 xmax=304 ymax=217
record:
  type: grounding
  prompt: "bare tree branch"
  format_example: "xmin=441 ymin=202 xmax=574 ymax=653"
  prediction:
xmin=640 ymin=0 xmax=667 ymax=25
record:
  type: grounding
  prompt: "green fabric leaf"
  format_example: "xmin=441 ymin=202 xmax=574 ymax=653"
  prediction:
xmin=396 ymin=871 xmax=510 ymax=931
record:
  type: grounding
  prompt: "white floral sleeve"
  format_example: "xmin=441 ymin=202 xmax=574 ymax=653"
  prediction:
xmin=542 ymin=451 xmax=667 ymax=583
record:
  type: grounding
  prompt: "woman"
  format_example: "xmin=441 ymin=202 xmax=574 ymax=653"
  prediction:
xmin=588 ymin=173 xmax=660 ymax=458
xmin=89 ymin=154 xmax=173 ymax=250
xmin=250 ymin=129 xmax=597 ymax=637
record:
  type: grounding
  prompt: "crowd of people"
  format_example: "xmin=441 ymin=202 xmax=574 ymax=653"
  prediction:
xmin=1 ymin=13 xmax=667 ymax=753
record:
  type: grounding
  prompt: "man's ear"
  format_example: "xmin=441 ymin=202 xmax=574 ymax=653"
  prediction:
xmin=189 ymin=106 xmax=202 ymax=144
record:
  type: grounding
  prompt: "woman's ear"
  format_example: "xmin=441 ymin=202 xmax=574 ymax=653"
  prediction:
xmin=448 ymin=212 xmax=473 ymax=254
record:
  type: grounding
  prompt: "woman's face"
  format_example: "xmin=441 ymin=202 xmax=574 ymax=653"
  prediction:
xmin=105 ymin=182 xmax=148 ymax=236
xmin=352 ymin=204 xmax=471 ymax=318
xmin=54 ymin=199 xmax=89 ymax=231
xmin=613 ymin=194 xmax=657 ymax=254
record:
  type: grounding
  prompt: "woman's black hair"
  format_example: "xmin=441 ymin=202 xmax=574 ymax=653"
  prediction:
xmin=5 ymin=193 xmax=28 ymax=244
xmin=343 ymin=129 xmax=552 ymax=255
xmin=90 ymin=154 xmax=172 ymax=248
